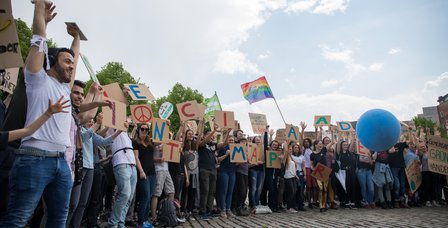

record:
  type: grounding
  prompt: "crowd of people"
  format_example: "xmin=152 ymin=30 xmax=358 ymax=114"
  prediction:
xmin=0 ymin=1 xmax=447 ymax=228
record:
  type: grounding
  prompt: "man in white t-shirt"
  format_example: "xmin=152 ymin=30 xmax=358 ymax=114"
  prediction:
xmin=0 ymin=1 xmax=77 ymax=227
xmin=107 ymin=127 xmax=138 ymax=228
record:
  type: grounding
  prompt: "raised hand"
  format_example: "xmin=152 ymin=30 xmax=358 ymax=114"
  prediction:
xmin=300 ymin=121 xmax=307 ymax=130
xmin=96 ymin=112 xmax=104 ymax=125
xmin=42 ymin=1 xmax=57 ymax=24
xmin=66 ymin=23 xmax=80 ymax=39
xmin=47 ymin=96 xmax=70 ymax=115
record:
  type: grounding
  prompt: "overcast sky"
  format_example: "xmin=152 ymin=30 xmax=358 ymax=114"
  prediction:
xmin=12 ymin=0 xmax=448 ymax=135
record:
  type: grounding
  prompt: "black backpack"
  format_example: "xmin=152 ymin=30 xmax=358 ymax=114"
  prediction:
xmin=157 ymin=198 xmax=178 ymax=227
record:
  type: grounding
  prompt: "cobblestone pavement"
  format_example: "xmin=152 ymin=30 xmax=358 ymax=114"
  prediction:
xmin=178 ymin=207 xmax=448 ymax=228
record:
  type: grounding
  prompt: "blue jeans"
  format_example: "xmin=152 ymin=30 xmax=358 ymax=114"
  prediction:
xmin=108 ymin=164 xmax=137 ymax=228
xmin=217 ymin=171 xmax=236 ymax=210
xmin=0 ymin=155 xmax=72 ymax=228
xmin=391 ymin=167 xmax=406 ymax=201
xmin=248 ymin=169 xmax=264 ymax=207
xmin=136 ymin=174 xmax=155 ymax=224
xmin=296 ymin=172 xmax=305 ymax=209
xmin=356 ymin=168 xmax=374 ymax=203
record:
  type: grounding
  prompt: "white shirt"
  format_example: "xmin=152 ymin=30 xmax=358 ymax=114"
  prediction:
xmin=21 ymin=69 xmax=71 ymax=152
xmin=292 ymin=155 xmax=305 ymax=172
xmin=304 ymin=148 xmax=313 ymax=168
xmin=108 ymin=129 xmax=135 ymax=167
xmin=284 ymin=158 xmax=297 ymax=179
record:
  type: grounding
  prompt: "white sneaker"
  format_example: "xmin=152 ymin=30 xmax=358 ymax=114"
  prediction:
xmin=220 ymin=211 xmax=228 ymax=218
xmin=226 ymin=210 xmax=236 ymax=217
xmin=432 ymin=201 xmax=441 ymax=207
xmin=425 ymin=201 xmax=432 ymax=207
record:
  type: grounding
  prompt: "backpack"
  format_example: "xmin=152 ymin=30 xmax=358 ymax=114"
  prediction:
xmin=157 ymin=198 xmax=178 ymax=227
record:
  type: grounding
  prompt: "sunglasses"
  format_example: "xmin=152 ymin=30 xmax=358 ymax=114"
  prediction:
xmin=140 ymin=128 xmax=149 ymax=132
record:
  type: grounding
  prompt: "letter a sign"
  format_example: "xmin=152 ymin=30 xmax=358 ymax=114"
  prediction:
xmin=314 ymin=115 xmax=331 ymax=126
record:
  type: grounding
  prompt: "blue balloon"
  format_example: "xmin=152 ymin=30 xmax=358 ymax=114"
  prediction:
xmin=356 ymin=109 xmax=401 ymax=152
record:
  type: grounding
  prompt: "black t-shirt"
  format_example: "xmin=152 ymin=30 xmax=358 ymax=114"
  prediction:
xmin=198 ymin=141 xmax=217 ymax=171
xmin=132 ymin=140 xmax=155 ymax=176
xmin=0 ymin=131 xmax=9 ymax=150
xmin=1 ymin=73 xmax=26 ymax=149
xmin=340 ymin=151 xmax=358 ymax=171
xmin=310 ymin=150 xmax=327 ymax=167
xmin=388 ymin=142 xmax=407 ymax=168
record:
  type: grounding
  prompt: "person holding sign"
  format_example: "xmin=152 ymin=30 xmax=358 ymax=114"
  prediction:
xmin=339 ymin=137 xmax=359 ymax=209
xmin=180 ymin=128 xmax=200 ymax=216
xmin=310 ymin=140 xmax=329 ymax=212
xmin=300 ymin=122 xmax=318 ymax=209
xmin=216 ymin=135 xmax=237 ymax=218
xmin=261 ymin=139 xmax=282 ymax=211
xmin=283 ymin=142 xmax=299 ymax=213
xmin=418 ymin=141 xmax=440 ymax=207
xmin=291 ymin=143 xmax=306 ymax=211
xmin=248 ymin=136 xmax=265 ymax=209
xmin=355 ymin=140 xmax=376 ymax=209
xmin=132 ymin=123 xmax=157 ymax=228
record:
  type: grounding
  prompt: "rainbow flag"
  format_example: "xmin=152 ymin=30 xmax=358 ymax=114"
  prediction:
xmin=241 ymin=76 xmax=274 ymax=104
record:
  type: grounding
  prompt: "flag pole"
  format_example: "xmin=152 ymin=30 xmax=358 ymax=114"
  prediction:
xmin=215 ymin=91 xmax=223 ymax=110
xmin=273 ymin=97 xmax=286 ymax=125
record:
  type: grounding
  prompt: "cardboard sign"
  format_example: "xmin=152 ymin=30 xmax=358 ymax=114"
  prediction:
xmin=357 ymin=140 xmax=371 ymax=163
xmin=285 ymin=124 xmax=300 ymax=141
xmin=337 ymin=121 xmax=354 ymax=132
xmin=303 ymin=131 xmax=317 ymax=140
xmin=196 ymin=104 xmax=206 ymax=120
xmin=266 ymin=150 xmax=281 ymax=169
xmin=229 ymin=143 xmax=247 ymax=163
xmin=208 ymin=116 xmax=216 ymax=131
xmin=427 ymin=136 xmax=448 ymax=175
xmin=102 ymin=99 xmax=127 ymax=131
xmin=65 ymin=22 xmax=88 ymax=40
xmin=275 ymin=129 xmax=286 ymax=144
xmin=405 ymin=159 xmax=422 ymax=193
xmin=0 ymin=1 xmax=24 ymax=69
xmin=185 ymin=120 xmax=198 ymax=134
xmin=0 ymin=67 xmax=19 ymax=94
xmin=176 ymin=100 xmax=202 ymax=122
xmin=314 ymin=115 xmax=331 ymax=126
xmin=248 ymin=143 xmax=263 ymax=165
xmin=103 ymin=83 xmax=128 ymax=104
xmin=214 ymin=111 xmax=235 ymax=129
xmin=159 ymin=102 xmax=174 ymax=120
xmin=152 ymin=118 xmax=169 ymax=143
xmin=311 ymin=163 xmax=332 ymax=182
xmin=248 ymin=113 xmax=267 ymax=134
xmin=124 ymin=84 xmax=155 ymax=101
xmin=130 ymin=104 xmax=153 ymax=124
xmin=79 ymin=53 xmax=99 ymax=84
xmin=234 ymin=120 xmax=239 ymax=130
xmin=162 ymin=140 xmax=182 ymax=163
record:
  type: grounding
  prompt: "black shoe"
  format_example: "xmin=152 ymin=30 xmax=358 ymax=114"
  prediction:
xmin=381 ymin=202 xmax=388 ymax=209
xmin=387 ymin=201 xmax=394 ymax=209
xmin=298 ymin=207 xmax=307 ymax=211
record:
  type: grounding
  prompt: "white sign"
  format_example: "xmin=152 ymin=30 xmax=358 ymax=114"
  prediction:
xmin=159 ymin=102 xmax=174 ymax=120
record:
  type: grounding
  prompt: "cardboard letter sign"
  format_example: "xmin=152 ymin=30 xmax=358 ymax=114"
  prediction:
xmin=0 ymin=0 xmax=24 ymax=69
xmin=285 ymin=124 xmax=300 ymax=141
xmin=130 ymin=104 xmax=153 ymax=124
xmin=230 ymin=143 xmax=247 ymax=163
xmin=102 ymin=99 xmax=127 ymax=131
xmin=314 ymin=115 xmax=331 ymax=126
xmin=405 ymin=159 xmax=422 ymax=193
xmin=248 ymin=143 xmax=262 ymax=165
xmin=356 ymin=141 xmax=371 ymax=157
xmin=103 ymin=83 xmax=128 ymax=104
xmin=0 ymin=67 xmax=19 ymax=94
xmin=248 ymin=113 xmax=267 ymax=134
xmin=427 ymin=136 xmax=448 ymax=175
xmin=152 ymin=118 xmax=169 ymax=143
xmin=177 ymin=100 xmax=202 ymax=122
xmin=311 ymin=163 xmax=332 ymax=182
xmin=162 ymin=140 xmax=182 ymax=163
xmin=275 ymin=129 xmax=286 ymax=144
xmin=337 ymin=121 xmax=354 ymax=132
xmin=124 ymin=84 xmax=155 ymax=101
xmin=266 ymin=150 xmax=281 ymax=169
xmin=214 ymin=111 xmax=235 ymax=129
xmin=185 ymin=120 xmax=198 ymax=134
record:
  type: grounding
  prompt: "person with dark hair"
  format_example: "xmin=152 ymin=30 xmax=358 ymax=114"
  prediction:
xmin=248 ymin=135 xmax=265 ymax=209
xmin=217 ymin=135 xmax=237 ymax=218
xmin=133 ymin=123 xmax=156 ymax=228
xmin=180 ymin=127 xmax=199 ymax=217
xmin=283 ymin=142 xmax=298 ymax=213
xmin=372 ymin=148 xmax=394 ymax=209
xmin=197 ymin=120 xmax=221 ymax=220
xmin=291 ymin=143 xmax=306 ymax=211
xmin=0 ymin=1 xmax=79 ymax=226
xmin=310 ymin=140 xmax=328 ymax=212
xmin=339 ymin=137 xmax=359 ymax=209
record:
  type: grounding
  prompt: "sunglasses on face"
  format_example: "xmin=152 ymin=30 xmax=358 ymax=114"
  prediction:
xmin=140 ymin=128 xmax=149 ymax=132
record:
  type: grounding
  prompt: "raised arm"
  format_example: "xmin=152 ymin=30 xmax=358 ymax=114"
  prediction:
xmin=67 ymin=24 xmax=80 ymax=88
xmin=300 ymin=121 xmax=306 ymax=145
xmin=175 ymin=121 xmax=185 ymax=142
xmin=26 ymin=0 xmax=57 ymax=73
xmin=316 ymin=126 xmax=322 ymax=141
xmin=8 ymin=96 xmax=69 ymax=142
xmin=349 ymin=132 xmax=356 ymax=152
xmin=78 ymin=82 xmax=101 ymax=121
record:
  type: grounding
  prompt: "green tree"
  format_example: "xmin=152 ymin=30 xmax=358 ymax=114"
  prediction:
xmin=152 ymin=83 xmax=204 ymax=133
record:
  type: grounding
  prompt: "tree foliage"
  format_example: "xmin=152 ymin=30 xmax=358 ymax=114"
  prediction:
xmin=412 ymin=116 xmax=447 ymax=138
xmin=152 ymin=83 xmax=204 ymax=133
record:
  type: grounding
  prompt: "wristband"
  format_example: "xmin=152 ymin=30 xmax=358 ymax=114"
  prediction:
xmin=30 ymin=34 xmax=50 ymax=70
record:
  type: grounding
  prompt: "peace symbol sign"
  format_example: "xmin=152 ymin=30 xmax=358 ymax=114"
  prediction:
xmin=133 ymin=105 xmax=153 ymax=123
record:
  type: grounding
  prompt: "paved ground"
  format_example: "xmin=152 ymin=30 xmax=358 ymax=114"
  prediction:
xmin=177 ymin=207 xmax=448 ymax=228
